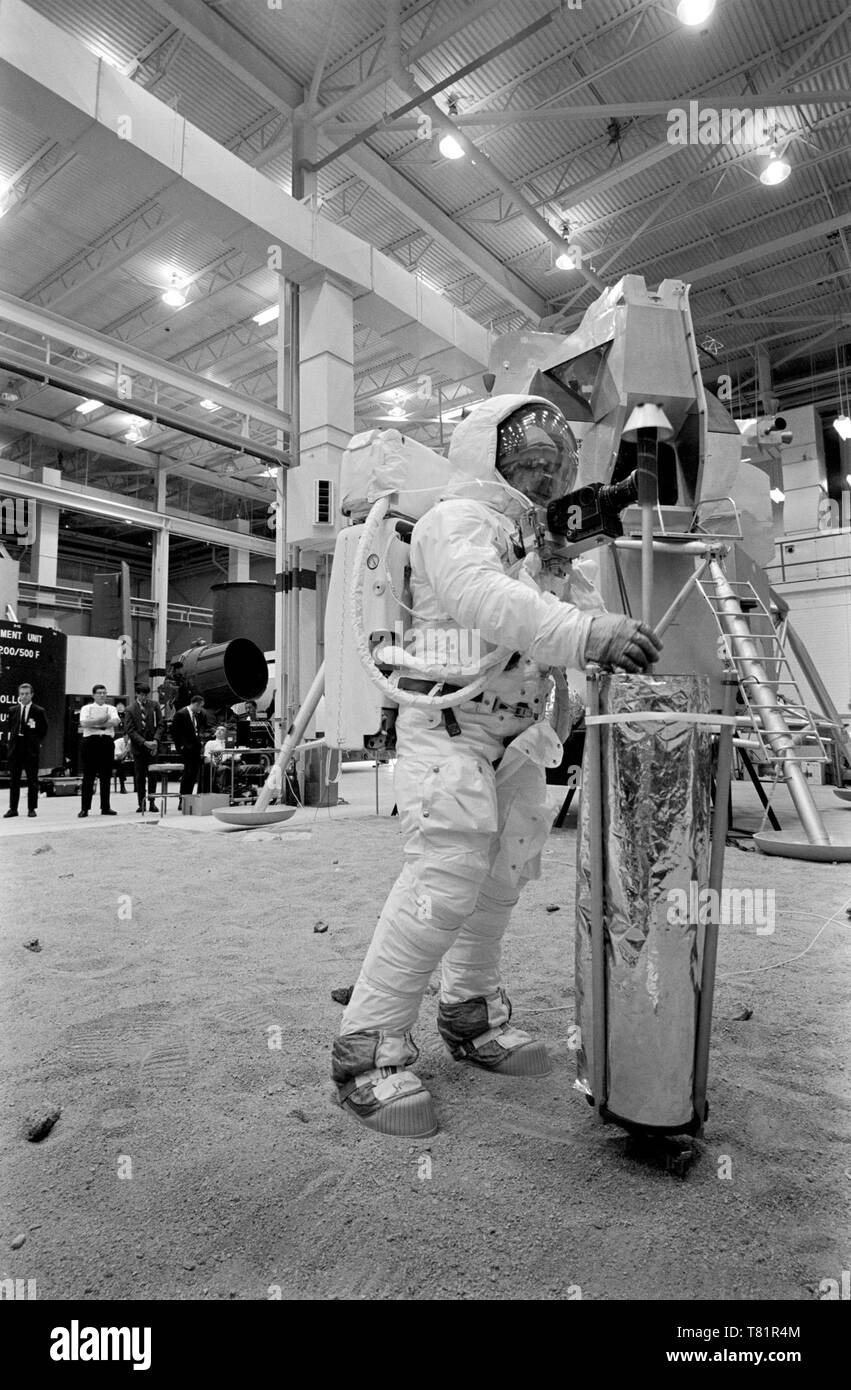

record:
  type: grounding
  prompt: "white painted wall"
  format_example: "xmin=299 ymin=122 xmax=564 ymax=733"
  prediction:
xmin=65 ymin=635 xmax=121 ymax=695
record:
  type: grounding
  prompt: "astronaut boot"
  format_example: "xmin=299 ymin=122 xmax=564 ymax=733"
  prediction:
xmin=331 ymin=1030 xmax=438 ymax=1139
xmin=437 ymin=990 xmax=551 ymax=1078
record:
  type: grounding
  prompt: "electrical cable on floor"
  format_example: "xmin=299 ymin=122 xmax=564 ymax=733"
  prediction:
xmin=717 ymin=901 xmax=849 ymax=981
xmin=518 ymin=903 xmax=849 ymax=1010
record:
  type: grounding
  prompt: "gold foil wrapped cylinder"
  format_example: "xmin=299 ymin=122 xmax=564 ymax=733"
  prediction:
xmin=575 ymin=673 xmax=712 ymax=1130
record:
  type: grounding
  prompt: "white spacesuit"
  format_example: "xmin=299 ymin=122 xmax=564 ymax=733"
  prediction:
xmin=332 ymin=395 xmax=661 ymax=1138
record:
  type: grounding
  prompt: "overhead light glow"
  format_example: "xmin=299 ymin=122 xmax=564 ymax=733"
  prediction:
xmin=439 ymin=133 xmax=465 ymax=160
xmin=676 ymin=0 xmax=716 ymax=24
xmin=833 ymin=415 xmax=851 ymax=441
xmin=199 ymin=399 xmax=221 ymax=412
xmin=769 ymin=487 xmax=785 ymax=503
xmin=76 ymin=398 xmax=104 ymax=415
xmin=388 ymin=404 xmax=406 ymax=418
xmin=760 ymin=154 xmax=791 ymax=185
xmin=252 ymin=304 xmax=280 ymax=326
xmin=555 ymin=248 xmax=580 ymax=270
xmin=162 ymin=274 xmax=187 ymax=308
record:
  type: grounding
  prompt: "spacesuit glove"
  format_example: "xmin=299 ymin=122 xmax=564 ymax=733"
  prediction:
xmin=584 ymin=615 xmax=662 ymax=673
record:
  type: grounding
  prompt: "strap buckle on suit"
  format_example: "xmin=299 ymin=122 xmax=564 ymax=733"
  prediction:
xmin=395 ymin=677 xmax=537 ymax=722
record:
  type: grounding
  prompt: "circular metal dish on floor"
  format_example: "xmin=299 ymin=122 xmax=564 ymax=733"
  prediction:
xmin=753 ymin=829 xmax=851 ymax=861
xmin=212 ymin=806 xmax=297 ymax=828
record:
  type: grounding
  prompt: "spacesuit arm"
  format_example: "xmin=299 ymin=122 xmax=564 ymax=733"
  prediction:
xmin=414 ymin=501 xmax=594 ymax=670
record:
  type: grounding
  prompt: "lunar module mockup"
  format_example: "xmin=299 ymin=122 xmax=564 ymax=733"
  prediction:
xmin=219 ymin=274 xmax=851 ymax=1141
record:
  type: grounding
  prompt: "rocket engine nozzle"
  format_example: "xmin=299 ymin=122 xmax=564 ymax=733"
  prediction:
xmin=168 ymin=639 xmax=269 ymax=710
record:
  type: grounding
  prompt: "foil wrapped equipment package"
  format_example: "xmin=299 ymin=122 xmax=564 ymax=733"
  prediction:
xmin=575 ymin=673 xmax=712 ymax=1131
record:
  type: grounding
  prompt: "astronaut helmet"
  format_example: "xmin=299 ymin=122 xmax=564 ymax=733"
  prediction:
xmin=495 ymin=400 xmax=579 ymax=506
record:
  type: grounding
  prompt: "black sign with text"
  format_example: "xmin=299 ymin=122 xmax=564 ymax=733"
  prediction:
xmin=0 ymin=621 xmax=67 ymax=770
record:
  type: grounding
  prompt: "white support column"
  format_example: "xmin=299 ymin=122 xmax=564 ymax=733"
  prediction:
xmin=31 ymin=464 xmax=61 ymax=625
xmin=227 ymin=519 xmax=251 ymax=580
xmin=273 ymin=275 xmax=290 ymax=743
xmin=151 ymin=468 xmax=169 ymax=680
xmin=289 ymin=272 xmax=354 ymax=712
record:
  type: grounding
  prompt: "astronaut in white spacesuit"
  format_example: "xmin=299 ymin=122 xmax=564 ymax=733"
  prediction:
xmin=332 ymin=395 xmax=662 ymax=1138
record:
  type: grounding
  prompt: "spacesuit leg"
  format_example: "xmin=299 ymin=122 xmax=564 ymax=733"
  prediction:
xmin=332 ymin=743 xmax=499 ymax=1136
xmin=437 ymin=722 xmax=560 ymax=1077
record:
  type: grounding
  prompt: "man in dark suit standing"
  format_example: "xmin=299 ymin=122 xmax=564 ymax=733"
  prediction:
xmin=171 ymin=694 xmax=206 ymax=802
xmin=4 ymin=681 xmax=49 ymax=818
xmin=125 ymin=682 xmax=164 ymax=813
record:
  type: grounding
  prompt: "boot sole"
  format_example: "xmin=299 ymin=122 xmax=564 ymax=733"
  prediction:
xmin=461 ymin=1041 xmax=552 ymax=1078
xmin=342 ymin=1092 xmax=438 ymax=1139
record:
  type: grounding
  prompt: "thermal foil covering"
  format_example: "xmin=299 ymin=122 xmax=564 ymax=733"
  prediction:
xmin=575 ymin=674 xmax=711 ymax=1129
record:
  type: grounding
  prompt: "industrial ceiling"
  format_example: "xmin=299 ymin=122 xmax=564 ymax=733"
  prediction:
xmin=1 ymin=0 xmax=850 ymax=543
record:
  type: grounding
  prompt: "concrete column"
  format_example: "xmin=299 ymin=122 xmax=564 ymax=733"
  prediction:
xmin=151 ymin=469 xmax=169 ymax=679
xmin=289 ymin=271 xmax=354 ymax=706
xmin=31 ymin=465 xmax=60 ymax=625
xmin=227 ymin=519 xmax=251 ymax=580
xmin=292 ymin=104 xmax=318 ymax=204
xmin=273 ymin=276 xmax=290 ymax=742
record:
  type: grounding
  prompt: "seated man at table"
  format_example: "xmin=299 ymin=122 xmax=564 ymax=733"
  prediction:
xmin=204 ymin=725 xmax=240 ymax=793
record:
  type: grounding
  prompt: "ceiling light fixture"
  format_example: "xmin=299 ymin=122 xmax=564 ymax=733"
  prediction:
xmin=439 ymin=132 xmax=465 ymax=160
xmin=76 ymin=399 xmax=104 ymax=414
xmin=388 ymin=403 xmax=406 ymax=418
xmin=769 ymin=487 xmax=786 ymax=503
xmin=199 ymin=399 xmax=221 ymax=412
xmin=439 ymin=96 xmax=465 ymax=159
xmin=162 ymin=274 xmax=187 ymax=308
xmin=833 ymin=338 xmax=851 ymax=439
xmin=676 ymin=0 xmax=716 ymax=25
xmin=759 ymin=151 xmax=791 ymax=185
xmin=555 ymin=245 xmax=579 ymax=270
xmin=252 ymin=304 xmax=279 ymax=326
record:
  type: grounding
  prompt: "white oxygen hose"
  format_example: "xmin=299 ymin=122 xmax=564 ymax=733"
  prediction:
xmin=349 ymin=495 xmax=513 ymax=709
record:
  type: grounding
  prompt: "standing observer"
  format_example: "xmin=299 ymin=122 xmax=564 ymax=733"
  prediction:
xmin=3 ymin=681 xmax=48 ymax=818
xmin=113 ymin=699 xmax=131 ymax=792
xmin=125 ymin=682 xmax=163 ymax=813
xmin=171 ymin=694 xmax=206 ymax=802
xmin=77 ymin=684 xmax=120 ymax=817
